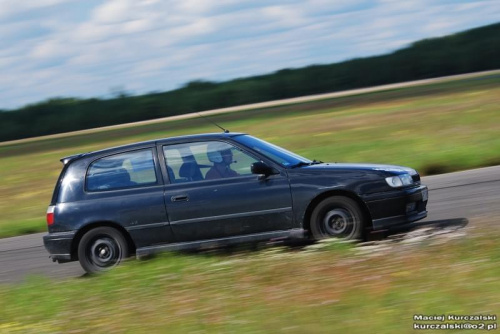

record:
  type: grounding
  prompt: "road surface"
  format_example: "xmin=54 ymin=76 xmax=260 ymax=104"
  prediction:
xmin=0 ymin=166 xmax=499 ymax=283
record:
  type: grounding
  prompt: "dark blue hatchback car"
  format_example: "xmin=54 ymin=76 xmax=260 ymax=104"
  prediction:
xmin=44 ymin=133 xmax=428 ymax=273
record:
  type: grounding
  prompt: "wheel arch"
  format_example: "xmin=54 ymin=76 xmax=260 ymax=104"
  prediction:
xmin=302 ymin=189 xmax=373 ymax=236
xmin=71 ymin=221 xmax=136 ymax=260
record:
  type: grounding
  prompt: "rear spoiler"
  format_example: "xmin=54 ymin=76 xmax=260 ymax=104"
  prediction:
xmin=60 ymin=153 xmax=86 ymax=165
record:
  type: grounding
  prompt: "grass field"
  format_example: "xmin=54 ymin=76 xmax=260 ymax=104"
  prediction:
xmin=1 ymin=221 xmax=498 ymax=333
xmin=0 ymin=74 xmax=499 ymax=238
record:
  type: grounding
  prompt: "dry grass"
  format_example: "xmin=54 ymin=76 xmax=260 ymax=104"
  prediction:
xmin=1 ymin=219 xmax=499 ymax=333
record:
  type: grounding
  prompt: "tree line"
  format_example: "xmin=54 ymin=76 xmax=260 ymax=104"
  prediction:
xmin=1 ymin=22 xmax=499 ymax=142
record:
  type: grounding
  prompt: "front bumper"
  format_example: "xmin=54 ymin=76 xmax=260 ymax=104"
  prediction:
xmin=363 ymin=185 xmax=428 ymax=231
xmin=43 ymin=231 xmax=76 ymax=263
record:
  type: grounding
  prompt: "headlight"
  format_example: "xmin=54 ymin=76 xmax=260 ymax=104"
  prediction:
xmin=385 ymin=174 xmax=413 ymax=188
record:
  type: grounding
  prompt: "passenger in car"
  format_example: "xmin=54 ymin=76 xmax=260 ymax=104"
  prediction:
xmin=206 ymin=145 xmax=239 ymax=179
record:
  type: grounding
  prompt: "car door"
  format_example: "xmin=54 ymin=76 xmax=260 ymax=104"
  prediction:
xmin=159 ymin=140 xmax=293 ymax=242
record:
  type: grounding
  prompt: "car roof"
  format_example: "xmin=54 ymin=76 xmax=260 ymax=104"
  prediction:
xmin=60 ymin=132 xmax=247 ymax=164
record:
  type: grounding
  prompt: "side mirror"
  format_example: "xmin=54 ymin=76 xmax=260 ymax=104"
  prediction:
xmin=251 ymin=162 xmax=277 ymax=178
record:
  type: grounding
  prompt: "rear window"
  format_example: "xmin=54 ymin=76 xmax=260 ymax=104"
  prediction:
xmin=86 ymin=149 xmax=157 ymax=191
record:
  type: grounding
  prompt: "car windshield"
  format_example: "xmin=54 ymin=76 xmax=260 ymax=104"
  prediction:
xmin=233 ymin=135 xmax=312 ymax=167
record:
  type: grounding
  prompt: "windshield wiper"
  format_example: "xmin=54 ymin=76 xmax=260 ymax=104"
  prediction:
xmin=290 ymin=161 xmax=311 ymax=168
xmin=291 ymin=160 xmax=323 ymax=168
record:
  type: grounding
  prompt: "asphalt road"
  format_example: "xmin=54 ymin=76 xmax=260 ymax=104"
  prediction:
xmin=1 ymin=165 xmax=499 ymax=283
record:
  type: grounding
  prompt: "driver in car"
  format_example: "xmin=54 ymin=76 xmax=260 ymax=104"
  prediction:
xmin=205 ymin=143 xmax=239 ymax=179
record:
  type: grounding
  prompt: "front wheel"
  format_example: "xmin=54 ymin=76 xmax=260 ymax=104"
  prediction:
xmin=310 ymin=196 xmax=365 ymax=241
xmin=78 ymin=227 xmax=129 ymax=274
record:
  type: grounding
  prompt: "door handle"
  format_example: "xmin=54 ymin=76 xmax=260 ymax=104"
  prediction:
xmin=171 ymin=194 xmax=189 ymax=202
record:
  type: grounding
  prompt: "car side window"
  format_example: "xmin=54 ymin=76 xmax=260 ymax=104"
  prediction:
xmin=87 ymin=149 xmax=157 ymax=191
xmin=163 ymin=141 xmax=259 ymax=184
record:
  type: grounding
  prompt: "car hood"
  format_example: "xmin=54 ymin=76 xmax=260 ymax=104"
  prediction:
xmin=295 ymin=163 xmax=418 ymax=176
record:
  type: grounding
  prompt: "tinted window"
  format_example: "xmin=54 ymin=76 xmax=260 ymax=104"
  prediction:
xmin=87 ymin=149 xmax=157 ymax=191
xmin=163 ymin=141 xmax=259 ymax=183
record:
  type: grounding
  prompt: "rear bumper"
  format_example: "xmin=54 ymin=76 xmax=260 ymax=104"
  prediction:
xmin=43 ymin=231 xmax=76 ymax=263
xmin=364 ymin=185 xmax=428 ymax=231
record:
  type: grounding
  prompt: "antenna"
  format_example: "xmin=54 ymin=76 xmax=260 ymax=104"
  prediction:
xmin=196 ymin=111 xmax=229 ymax=133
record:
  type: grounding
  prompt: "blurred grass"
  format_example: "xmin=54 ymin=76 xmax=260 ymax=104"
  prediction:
xmin=0 ymin=74 xmax=499 ymax=238
xmin=1 ymin=225 xmax=499 ymax=333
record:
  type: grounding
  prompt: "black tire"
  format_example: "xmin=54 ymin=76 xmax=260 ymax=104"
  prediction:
xmin=77 ymin=227 xmax=129 ymax=274
xmin=310 ymin=196 xmax=365 ymax=241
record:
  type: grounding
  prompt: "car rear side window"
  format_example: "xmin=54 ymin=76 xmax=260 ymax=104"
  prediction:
xmin=86 ymin=149 xmax=157 ymax=191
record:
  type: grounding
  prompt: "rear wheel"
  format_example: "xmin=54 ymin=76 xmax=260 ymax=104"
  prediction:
xmin=310 ymin=196 xmax=364 ymax=240
xmin=78 ymin=227 xmax=129 ymax=274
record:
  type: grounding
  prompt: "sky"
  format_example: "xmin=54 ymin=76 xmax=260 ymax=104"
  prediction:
xmin=0 ymin=0 xmax=499 ymax=110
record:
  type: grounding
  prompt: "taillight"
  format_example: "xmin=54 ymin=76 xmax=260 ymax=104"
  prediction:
xmin=46 ymin=206 xmax=55 ymax=226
